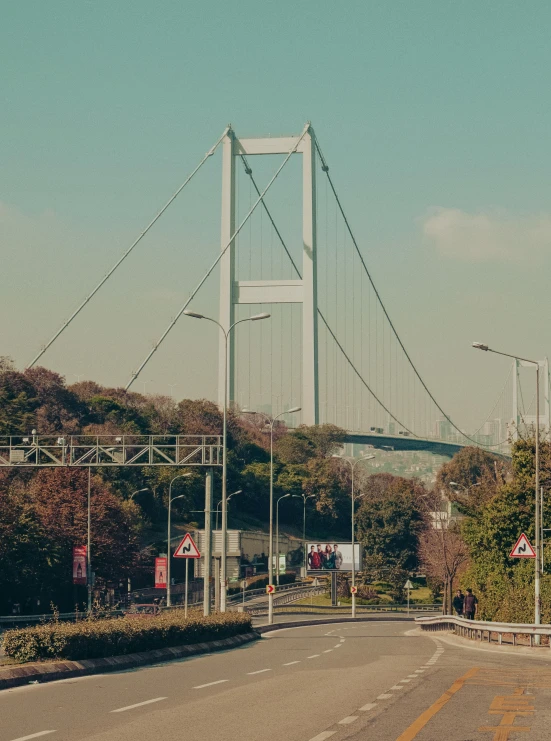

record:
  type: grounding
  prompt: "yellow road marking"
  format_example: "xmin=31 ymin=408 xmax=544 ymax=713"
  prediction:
xmin=394 ymin=667 xmax=480 ymax=741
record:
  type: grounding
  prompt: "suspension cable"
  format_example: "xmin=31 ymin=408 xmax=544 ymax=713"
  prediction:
xmin=314 ymin=137 xmax=501 ymax=449
xmin=125 ymin=123 xmax=311 ymax=390
xmin=27 ymin=127 xmax=230 ymax=370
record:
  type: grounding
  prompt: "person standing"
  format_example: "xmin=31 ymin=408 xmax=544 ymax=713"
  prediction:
xmin=452 ymin=589 xmax=465 ymax=617
xmin=463 ymin=588 xmax=478 ymax=620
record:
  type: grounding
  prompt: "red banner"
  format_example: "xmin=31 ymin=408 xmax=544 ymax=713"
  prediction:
xmin=73 ymin=545 xmax=87 ymax=585
xmin=155 ymin=557 xmax=167 ymax=589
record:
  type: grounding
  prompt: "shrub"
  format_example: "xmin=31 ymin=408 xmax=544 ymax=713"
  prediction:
xmin=2 ymin=611 xmax=252 ymax=664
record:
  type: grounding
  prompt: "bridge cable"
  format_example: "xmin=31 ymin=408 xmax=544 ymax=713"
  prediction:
xmin=26 ymin=126 xmax=231 ymax=370
xmin=237 ymin=154 xmax=417 ymax=436
xmin=124 ymin=123 xmax=311 ymax=390
xmin=314 ymin=138 xmax=502 ymax=449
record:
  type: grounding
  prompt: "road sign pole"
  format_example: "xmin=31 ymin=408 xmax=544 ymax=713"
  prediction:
xmin=204 ymin=468 xmax=213 ymax=616
xmin=185 ymin=560 xmax=189 ymax=618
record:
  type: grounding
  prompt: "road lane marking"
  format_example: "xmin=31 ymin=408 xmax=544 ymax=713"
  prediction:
xmin=9 ymin=733 xmax=56 ymax=741
xmin=111 ymin=698 xmax=167 ymax=713
xmin=415 ymin=670 xmax=425 ymax=673
xmin=323 ymin=649 xmax=333 ymax=653
xmin=407 ymin=675 xmax=418 ymax=678
xmin=193 ymin=680 xmax=229 ymax=689
xmin=391 ymin=685 xmax=404 ymax=690
xmin=394 ymin=667 xmax=479 ymax=741
xmin=308 ymin=654 xmax=321 ymax=659
xmin=308 ymin=732 xmax=336 ymax=741
xmin=247 ymin=669 xmax=272 ymax=675
xmin=360 ymin=703 xmax=378 ymax=711
xmin=377 ymin=694 xmax=392 ymax=700
xmin=400 ymin=679 xmax=412 ymax=683
xmin=333 ymin=644 xmax=342 ymax=648
xmin=339 ymin=716 xmax=358 ymax=724
xmin=283 ymin=661 xmax=300 ymax=666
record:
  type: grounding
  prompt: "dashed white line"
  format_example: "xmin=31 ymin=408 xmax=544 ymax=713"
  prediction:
xmin=283 ymin=660 xmax=300 ymax=666
xmin=111 ymin=697 xmax=167 ymax=713
xmin=193 ymin=680 xmax=229 ymax=689
xmin=339 ymin=716 xmax=358 ymax=725
xmin=323 ymin=649 xmax=333 ymax=653
xmin=415 ymin=669 xmax=426 ymax=673
xmin=360 ymin=703 xmax=378 ymax=712
xmin=308 ymin=732 xmax=336 ymax=741
xmin=247 ymin=668 xmax=272 ymax=675
xmin=333 ymin=644 xmax=342 ymax=648
xmin=400 ymin=679 xmax=412 ymax=683
xmin=339 ymin=638 xmax=345 ymax=643
xmin=390 ymin=685 xmax=404 ymax=690
xmin=407 ymin=674 xmax=418 ymax=678
xmin=9 ymin=734 xmax=56 ymax=741
xmin=307 ymin=654 xmax=321 ymax=659
xmin=377 ymin=693 xmax=392 ymax=700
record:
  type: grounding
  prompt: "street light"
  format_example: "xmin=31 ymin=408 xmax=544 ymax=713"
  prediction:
xmin=472 ymin=341 xmax=542 ymax=631
xmin=242 ymin=406 xmax=301 ymax=623
xmin=184 ymin=309 xmax=270 ymax=612
xmin=167 ymin=473 xmax=192 ymax=607
xmin=276 ymin=493 xmax=301 ymax=585
xmin=130 ymin=488 xmax=149 ymax=500
xmin=215 ymin=490 xmax=242 ymax=531
xmin=332 ymin=452 xmax=376 ymax=618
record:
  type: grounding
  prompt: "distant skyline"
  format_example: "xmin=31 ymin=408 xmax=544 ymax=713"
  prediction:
xmin=3 ymin=2 xmax=551 ymax=430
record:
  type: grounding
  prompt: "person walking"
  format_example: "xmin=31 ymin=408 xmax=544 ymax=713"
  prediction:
xmin=463 ymin=588 xmax=478 ymax=620
xmin=452 ymin=589 xmax=465 ymax=617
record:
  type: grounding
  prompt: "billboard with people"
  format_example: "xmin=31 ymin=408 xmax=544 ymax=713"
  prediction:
xmin=306 ymin=543 xmax=361 ymax=572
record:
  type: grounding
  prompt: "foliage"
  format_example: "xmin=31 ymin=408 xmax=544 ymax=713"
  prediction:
xmin=1 ymin=611 xmax=253 ymax=663
xmin=436 ymin=446 xmax=508 ymax=516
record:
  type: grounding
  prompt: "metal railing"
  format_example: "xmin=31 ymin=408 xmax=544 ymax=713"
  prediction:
xmin=0 ymin=434 xmax=222 ymax=467
xmin=417 ymin=614 xmax=551 ymax=647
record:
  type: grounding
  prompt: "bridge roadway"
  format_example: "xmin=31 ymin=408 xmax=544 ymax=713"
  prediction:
xmin=3 ymin=618 xmax=551 ymax=741
xmin=344 ymin=431 xmax=511 ymax=459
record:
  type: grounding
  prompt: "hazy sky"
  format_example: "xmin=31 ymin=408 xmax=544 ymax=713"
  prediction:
xmin=2 ymin=2 xmax=551 ymax=430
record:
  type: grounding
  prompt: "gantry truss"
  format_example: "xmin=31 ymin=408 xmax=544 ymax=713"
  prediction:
xmin=0 ymin=435 xmax=222 ymax=467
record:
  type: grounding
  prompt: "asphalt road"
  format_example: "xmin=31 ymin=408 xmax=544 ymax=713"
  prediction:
xmin=3 ymin=621 xmax=551 ymax=741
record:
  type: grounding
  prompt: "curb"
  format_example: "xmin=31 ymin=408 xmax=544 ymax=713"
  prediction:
xmin=0 ymin=631 xmax=258 ymax=691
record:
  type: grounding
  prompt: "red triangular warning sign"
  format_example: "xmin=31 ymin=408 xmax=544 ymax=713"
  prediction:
xmin=509 ymin=533 xmax=536 ymax=558
xmin=173 ymin=533 xmax=201 ymax=558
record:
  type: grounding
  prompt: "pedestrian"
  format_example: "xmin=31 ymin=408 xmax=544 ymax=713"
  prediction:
xmin=463 ymin=588 xmax=478 ymax=620
xmin=452 ymin=589 xmax=464 ymax=617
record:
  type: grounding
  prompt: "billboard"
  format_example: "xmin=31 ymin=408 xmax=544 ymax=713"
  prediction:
xmin=73 ymin=546 xmax=87 ymax=585
xmin=155 ymin=557 xmax=167 ymax=589
xmin=306 ymin=543 xmax=361 ymax=572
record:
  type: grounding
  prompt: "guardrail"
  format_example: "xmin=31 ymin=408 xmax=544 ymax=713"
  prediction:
xmin=416 ymin=614 xmax=551 ymax=647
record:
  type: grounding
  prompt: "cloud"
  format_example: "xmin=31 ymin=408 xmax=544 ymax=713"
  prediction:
xmin=421 ymin=207 xmax=551 ymax=261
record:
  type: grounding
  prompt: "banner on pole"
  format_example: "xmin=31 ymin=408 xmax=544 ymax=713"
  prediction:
xmin=72 ymin=545 xmax=87 ymax=585
xmin=155 ymin=557 xmax=167 ymax=588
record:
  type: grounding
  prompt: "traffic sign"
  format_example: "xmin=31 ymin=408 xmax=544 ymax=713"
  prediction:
xmin=350 ymin=586 xmax=358 ymax=594
xmin=173 ymin=533 xmax=201 ymax=558
xmin=510 ymin=533 xmax=536 ymax=558
xmin=404 ymin=579 xmax=414 ymax=589
xmin=266 ymin=584 xmax=275 ymax=594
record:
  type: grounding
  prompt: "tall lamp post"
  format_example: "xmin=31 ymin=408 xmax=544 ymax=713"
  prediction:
xmin=184 ymin=309 xmax=270 ymax=612
xmin=167 ymin=473 xmax=191 ymax=607
xmin=472 ymin=342 xmax=542 ymax=630
xmin=276 ymin=493 xmax=301 ymax=585
xmin=242 ymin=406 xmax=301 ymax=624
xmin=332 ymin=452 xmax=375 ymax=618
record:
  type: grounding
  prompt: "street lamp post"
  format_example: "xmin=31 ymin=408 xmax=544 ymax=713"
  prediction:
xmin=276 ymin=494 xmax=301 ymax=585
xmin=167 ymin=473 xmax=191 ymax=608
xmin=332 ymin=453 xmax=375 ymax=618
xmin=472 ymin=342 xmax=542 ymax=631
xmin=126 ymin=489 xmax=149 ymax=600
xmin=215 ymin=490 xmax=242 ymax=531
xmin=242 ymin=406 xmax=301 ymax=623
xmin=184 ymin=309 xmax=270 ymax=612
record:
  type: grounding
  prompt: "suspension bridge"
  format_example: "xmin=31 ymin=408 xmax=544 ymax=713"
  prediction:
xmin=21 ymin=123 xmax=551 ymax=460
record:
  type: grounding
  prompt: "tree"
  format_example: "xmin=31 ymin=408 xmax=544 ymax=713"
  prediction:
xmin=417 ymin=489 xmax=469 ymax=614
xmin=436 ymin=446 xmax=508 ymax=516
xmin=355 ymin=474 xmax=425 ymax=593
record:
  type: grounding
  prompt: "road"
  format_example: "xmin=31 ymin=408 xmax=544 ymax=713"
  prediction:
xmin=2 ymin=620 xmax=551 ymax=741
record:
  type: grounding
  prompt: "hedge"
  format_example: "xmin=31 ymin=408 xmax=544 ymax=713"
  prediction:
xmin=1 ymin=611 xmax=252 ymax=664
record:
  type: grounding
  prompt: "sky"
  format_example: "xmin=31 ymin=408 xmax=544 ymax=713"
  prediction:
xmin=2 ymin=1 xmax=551 ymax=431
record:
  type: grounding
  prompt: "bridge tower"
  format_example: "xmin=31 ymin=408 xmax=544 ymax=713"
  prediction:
xmin=218 ymin=125 xmax=319 ymax=424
